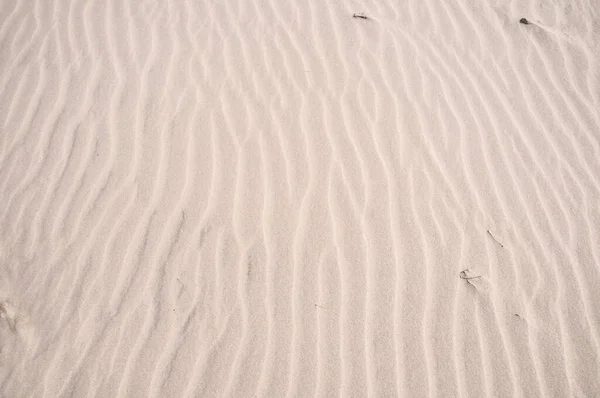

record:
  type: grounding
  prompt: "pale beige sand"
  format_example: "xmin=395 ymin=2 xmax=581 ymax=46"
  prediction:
xmin=1 ymin=0 xmax=600 ymax=396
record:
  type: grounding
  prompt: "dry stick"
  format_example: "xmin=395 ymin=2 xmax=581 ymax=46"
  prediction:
xmin=353 ymin=13 xmax=368 ymax=20
xmin=486 ymin=230 xmax=504 ymax=248
xmin=459 ymin=269 xmax=482 ymax=287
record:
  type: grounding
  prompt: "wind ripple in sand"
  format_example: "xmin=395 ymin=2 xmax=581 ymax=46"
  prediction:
xmin=1 ymin=0 xmax=600 ymax=396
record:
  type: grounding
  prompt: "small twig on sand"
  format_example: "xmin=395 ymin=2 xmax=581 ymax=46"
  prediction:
xmin=460 ymin=269 xmax=482 ymax=287
xmin=519 ymin=18 xmax=535 ymax=25
xmin=353 ymin=13 xmax=368 ymax=20
xmin=486 ymin=230 xmax=504 ymax=248
xmin=513 ymin=313 xmax=526 ymax=321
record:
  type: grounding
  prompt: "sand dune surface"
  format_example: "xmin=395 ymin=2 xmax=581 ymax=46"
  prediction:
xmin=1 ymin=0 xmax=600 ymax=396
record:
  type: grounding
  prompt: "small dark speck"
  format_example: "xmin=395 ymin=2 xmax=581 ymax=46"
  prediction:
xmin=519 ymin=18 xmax=530 ymax=25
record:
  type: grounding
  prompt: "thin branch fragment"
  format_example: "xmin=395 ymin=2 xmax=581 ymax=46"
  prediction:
xmin=487 ymin=230 xmax=504 ymax=248
xmin=459 ymin=270 xmax=481 ymax=280
xmin=459 ymin=269 xmax=482 ymax=287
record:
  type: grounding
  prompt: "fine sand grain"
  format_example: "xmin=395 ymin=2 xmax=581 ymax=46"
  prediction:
xmin=1 ymin=0 xmax=599 ymax=396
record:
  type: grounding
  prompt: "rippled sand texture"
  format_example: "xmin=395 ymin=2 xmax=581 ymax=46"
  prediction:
xmin=1 ymin=0 xmax=600 ymax=396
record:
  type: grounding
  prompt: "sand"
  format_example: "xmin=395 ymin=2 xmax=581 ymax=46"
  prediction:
xmin=1 ymin=0 xmax=600 ymax=396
